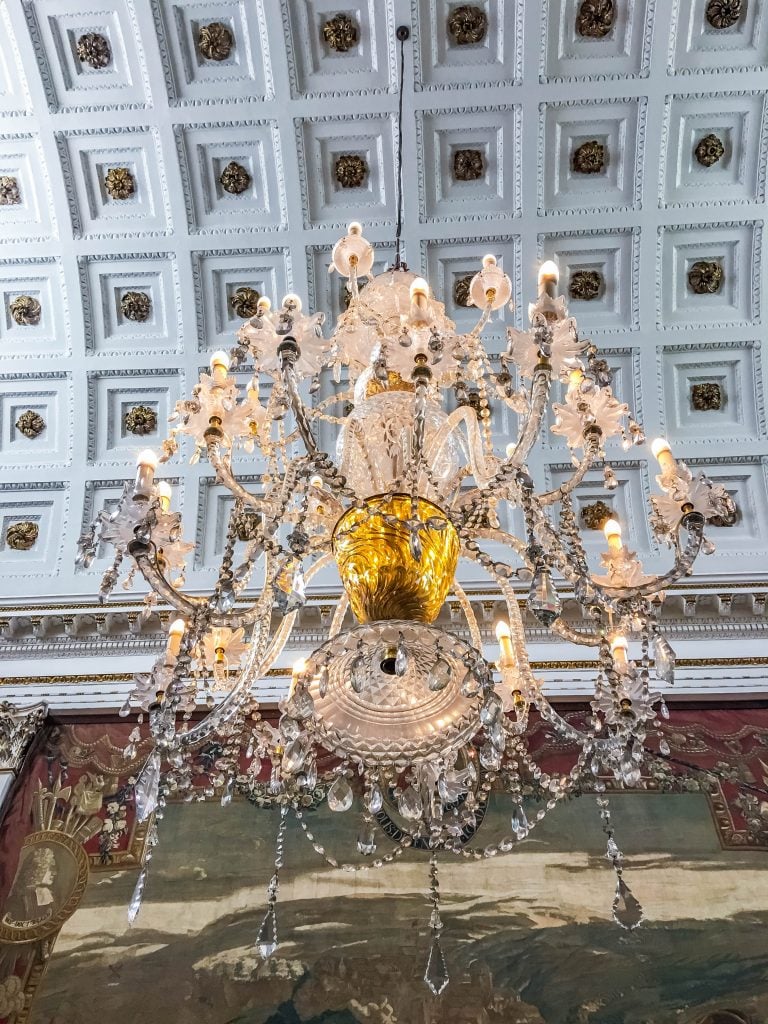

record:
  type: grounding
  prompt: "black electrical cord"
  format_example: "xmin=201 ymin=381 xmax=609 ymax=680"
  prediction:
xmin=393 ymin=26 xmax=410 ymax=270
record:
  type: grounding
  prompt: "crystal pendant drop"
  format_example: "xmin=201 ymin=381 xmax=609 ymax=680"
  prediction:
xmin=652 ymin=633 xmax=676 ymax=685
xmin=215 ymin=582 xmax=236 ymax=614
xmin=527 ymin=567 xmax=561 ymax=626
xmin=612 ymin=876 xmax=644 ymax=931
xmin=281 ymin=738 xmax=307 ymax=775
xmin=659 ymin=737 xmax=670 ymax=756
xmin=220 ymin=776 xmax=234 ymax=806
xmin=397 ymin=784 xmax=423 ymax=821
xmin=366 ymin=782 xmax=384 ymax=814
xmin=479 ymin=741 xmax=501 ymax=770
xmin=127 ymin=866 xmax=147 ymax=924
xmin=134 ymin=750 xmax=161 ymax=823
xmin=291 ymin=687 xmax=315 ymax=721
xmin=357 ymin=820 xmax=377 ymax=855
xmin=327 ymin=775 xmax=354 ymax=812
xmin=395 ymin=633 xmax=408 ymax=676
xmin=256 ymin=906 xmax=278 ymax=958
xmin=511 ymin=803 xmax=529 ymax=839
xmin=428 ymin=656 xmax=452 ymax=692
xmin=410 ymin=528 xmax=423 ymax=561
xmin=480 ymin=693 xmax=502 ymax=726
xmin=424 ymin=936 xmax=449 ymax=996
xmin=350 ymin=654 xmax=366 ymax=694
xmin=317 ymin=663 xmax=329 ymax=698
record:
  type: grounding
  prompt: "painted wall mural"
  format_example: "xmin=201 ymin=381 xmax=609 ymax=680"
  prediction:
xmin=0 ymin=713 xmax=765 ymax=1024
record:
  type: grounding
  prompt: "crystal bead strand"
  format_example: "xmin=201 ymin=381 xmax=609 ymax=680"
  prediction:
xmin=423 ymin=853 xmax=449 ymax=995
xmin=256 ymin=805 xmax=288 ymax=959
xmin=597 ymin=795 xmax=644 ymax=930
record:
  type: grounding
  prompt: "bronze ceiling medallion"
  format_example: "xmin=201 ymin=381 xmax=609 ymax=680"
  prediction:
xmin=15 ymin=410 xmax=46 ymax=439
xmin=691 ymin=382 xmax=723 ymax=411
xmin=705 ymin=0 xmax=743 ymax=29
xmin=6 ymin=522 xmax=38 ymax=551
xmin=447 ymin=5 xmax=488 ymax=45
xmin=572 ymin=140 xmax=605 ymax=174
xmin=709 ymin=503 xmax=739 ymax=528
xmin=230 ymin=286 xmax=261 ymax=319
xmin=76 ymin=32 xmax=111 ymax=69
xmin=0 ymin=176 xmax=21 ymax=205
xmin=322 ymin=14 xmax=359 ymax=53
xmin=233 ymin=509 xmax=262 ymax=543
xmin=198 ymin=21 xmax=234 ymax=61
xmin=687 ymin=260 xmax=723 ymax=295
xmin=104 ymin=167 xmax=135 ymax=200
xmin=120 ymin=291 xmax=151 ymax=323
xmin=124 ymin=405 xmax=158 ymax=436
xmin=694 ymin=133 xmax=725 ymax=167
xmin=453 ymin=149 xmax=484 ymax=182
xmin=453 ymin=274 xmax=474 ymax=308
xmin=569 ymin=270 xmax=603 ymax=301
xmin=575 ymin=0 xmax=616 ymax=37
xmin=220 ymin=161 xmax=251 ymax=195
xmin=334 ymin=154 xmax=368 ymax=189
xmin=9 ymin=294 xmax=41 ymax=326
xmin=581 ymin=499 xmax=613 ymax=531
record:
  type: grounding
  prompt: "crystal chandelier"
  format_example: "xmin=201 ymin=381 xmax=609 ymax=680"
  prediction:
xmin=76 ymin=31 xmax=737 ymax=996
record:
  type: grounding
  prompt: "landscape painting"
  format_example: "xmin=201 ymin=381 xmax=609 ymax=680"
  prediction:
xmin=29 ymin=790 xmax=767 ymax=1024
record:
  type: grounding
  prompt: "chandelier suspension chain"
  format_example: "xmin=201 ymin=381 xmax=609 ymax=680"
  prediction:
xmin=393 ymin=26 xmax=410 ymax=270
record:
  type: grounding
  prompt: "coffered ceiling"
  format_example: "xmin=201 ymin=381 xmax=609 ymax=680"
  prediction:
xmin=1 ymin=0 xmax=767 ymax=708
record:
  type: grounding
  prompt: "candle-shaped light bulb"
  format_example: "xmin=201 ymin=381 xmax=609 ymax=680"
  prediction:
xmin=603 ymin=518 xmax=623 ymax=554
xmin=505 ymin=442 xmax=516 ymax=458
xmin=256 ymin=296 xmax=271 ymax=314
xmin=651 ymin=437 xmax=676 ymax=475
xmin=290 ymin=656 xmax=308 ymax=697
xmin=348 ymin=221 xmax=363 ymax=236
xmin=568 ymin=369 xmax=584 ymax=394
xmin=495 ymin=620 xmax=514 ymax=667
xmin=156 ymin=480 xmax=172 ymax=513
xmin=482 ymin=254 xmax=497 ymax=268
xmin=210 ymin=350 xmax=230 ymax=384
xmin=409 ymin=277 xmax=430 ymax=322
xmin=309 ymin=475 xmax=323 ymax=489
xmin=134 ymin=449 xmax=158 ymax=499
xmin=167 ymin=617 xmax=185 ymax=659
xmin=538 ymin=260 xmax=559 ymax=298
xmin=282 ymin=293 xmax=302 ymax=313
xmin=610 ymin=635 xmax=629 ymax=674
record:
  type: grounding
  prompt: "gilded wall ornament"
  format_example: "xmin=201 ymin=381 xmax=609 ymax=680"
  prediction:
xmin=120 ymin=291 xmax=151 ymax=323
xmin=220 ymin=161 xmax=251 ymax=195
xmin=0 ymin=176 xmax=21 ymax=205
xmin=198 ymin=22 xmax=234 ymax=61
xmin=124 ymin=405 xmax=157 ymax=436
xmin=691 ymin=382 xmax=723 ymax=411
xmin=104 ymin=167 xmax=135 ymax=200
xmin=453 ymin=274 xmax=474 ymax=308
xmin=705 ymin=0 xmax=743 ymax=29
xmin=231 ymin=286 xmax=261 ymax=319
xmin=322 ymin=13 xmax=359 ymax=52
xmin=575 ymin=0 xmax=616 ymax=37
xmin=453 ymin=149 xmax=484 ymax=182
xmin=76 ymin=33 xmax=111 ymax=69
xmin=569 ymin=270 xmax=603 ymax=301
xmin=6 ymin=522 xmax=38 ymax=551
xmin=687 ymin=260 xmax=723 ymax=295
xmin=572 ymin=140 xmax=605 ymax=174
xmin=447 ymin=5 xmax=488 ymax=45
xmin=694 ymin=134 xmax=725 ymax=167
xmin=233 ymin=509 xmax=261 ymax=542
xmin=581 ymin=500 xmax=613 ymax=531
xmin=15 ymin=410 xmax=46 ymax=439
xmin=334 ymin=154 xmax=368 ymax=189
xmin=9 ymin=294 xmax=41 ymax=326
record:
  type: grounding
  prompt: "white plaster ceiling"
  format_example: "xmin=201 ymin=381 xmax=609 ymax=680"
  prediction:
xmin=1 ymin=0 xmax=768 ymax=708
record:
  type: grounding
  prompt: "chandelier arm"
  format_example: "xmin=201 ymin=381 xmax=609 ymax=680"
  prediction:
xmin=450 ymin=579 xmax=483 ymax=650
xmin=128 ymin=546 xmax=207 ymax=614
xmin=328 ymin=592 xmax=349 ymax=638
xmin=206 ymin=440 xmax=273 ymax=513
xmin=536 ymin=432 xmax=601 ymax=506
xmin=504 ymin=359 xmax=552 ymax=470
xmin=280 ymin=355 xmax=321 ymax=458
xmin=551 ymin=618 xmax=602 ymax=647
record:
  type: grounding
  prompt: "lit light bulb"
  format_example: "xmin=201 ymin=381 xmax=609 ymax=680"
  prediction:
xmin=651 ymin=437 xmax=676 ymax=475
xmin=568 ymin=369 xmax=585 ymax=394
xmin=134 ymin=449 xmax=158 ymax=499
xmin=603 ymin=518 xmax=623 ymax=554
xmin=348 ymin=221 xmax=363 ymax=236
xmin=495 ymin=620 xmax=514 ymax=667
xmin=282 ymin=293 xmax=303 ymax=313
xmin=409 ymin=277 xmax=430 ymax=321
xmin=505 ymin=442 xmax=516 ymax=458
xmin=309 ymin=475 xmax=323 ymax=489
xmin=610 ymin=635 xmax=629 ymax=674
xmin=167 ymin=617 xmax=185 ymax=659
xmin=256 ymin=296 xmax=271 ymax=314
xmin=290 ymin=657 xmax=308 ymax=696
xmin=210 ymin=350 xmax=230 ymax=384
xmin=538 ymin=260 xmax=559 ymax=298
xmin=156 ymin=480 xmax=172 ymax=513
xmin=482 ymin=254 xmax=497 ymax=268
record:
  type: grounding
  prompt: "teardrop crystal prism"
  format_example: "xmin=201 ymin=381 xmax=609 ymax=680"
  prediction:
xmin=317 ymin=663 xmax=329 ymax=698
xmin=357 ymin=820 xmax=377 ymax=856
xmin=480 ymin=693 xmax=502 ymax=726
xmin=281 ymin=738 xmax=307 ymax=775
xmin=397 ymin=784 xmax=423 ymax=821
xmin=479 ymin=741 xmax=501 ymax=770
xmin=527 ymin=567 xmax=561 ymax=626
xmin=365 ymin=782 xmax=383 ymax=814
xmin=511 ymin=803 xmax=529 ymax=839
xmin=395 ymin=633 xmax=408 ymax=677
xmin=327 ymin=775 xmax=354 ymax=812
xmin=135 ymin=750 xmax=161 ymax=823
xmin=216 ymin=582 xmax=236 ymax=614
xmin=612 ymin=876 xmax=644 ymax=931
xmin=220 ymin=776 xmax=234 ymax=807
xmin=652 ymin=633 xmax=675 ymax=685
xmin=424 ymin=936 xmax=449 ymax=995
xmin=428 ymin=656 xmax=452 ymax=692
xmin=127 ymin=866 xmax=147 ymax=924
xmin=256 ymin=906 xmax=278 ymax=958
xmin=350 ymin=654 xmax=366 ymax=694
xmin=410 ymin=528 xmax=423 ymax=561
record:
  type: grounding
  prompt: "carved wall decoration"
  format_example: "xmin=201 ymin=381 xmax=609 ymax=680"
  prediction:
xmin=705 ymin=0 xmax=743 ymax=29
xmin=572 ymin=140 xmax=605 ymax=175
xmin=9 ymin=294 xmax=41 ymax=326
xmin=124 ymin=405 xmax=158 ymax=436
xmin=453 ymin=274 xmax=474 ymax=308
xmin=575 ymin=0 xmax=616 ymax=38
xmin=219 ymin=161 xmax=251 ymax=195
xmin=580 ymin=500 xmax=613 ymax=530
xmin=6 ymin=522 xmax=39 ymax=551
xmin=76 ymin=33 xmax=111 ymax=69
xmin=198 ymin=22 xmax=234 ymax=61
xmin=453 ymin=149 xmax=485 ymax=182
xmin=104 ymin=167 xmax=135 ymax=201
xmin=322 ymin=14 xmax=359 ymax=52
xmin=230 ymin=286 xmax=261 ymax=319
xmin=569 ymin=269 xmax=602 ymax=301
xmin=691 ymin=382 xmax=724 ymax=411
xmin=695 ymin=134 xmax=725 ymax=167
xmin=120 ymin=290 xmax=151 ymax=323
xmin=447 ymin=5 xmax=488 ymax=45
xmin=688 ymin=260 xmax=724 ymax=295
xmin=334 ymin=154 xmax=368 ymax=189
xmin=233 ymin=508 xmax=261 ymax=542
xmin=15 ymin=410 xmax=46 ymax=439
xmin=0 ymin=176 xmax=21 ymax=206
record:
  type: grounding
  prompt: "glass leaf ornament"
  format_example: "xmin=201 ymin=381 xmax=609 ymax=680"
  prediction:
xmin=327 ymin=775 xmax=354 ymax=812
xmin=612 ymin=876 xmax=644 ymax=931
